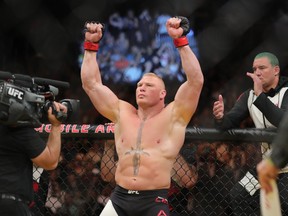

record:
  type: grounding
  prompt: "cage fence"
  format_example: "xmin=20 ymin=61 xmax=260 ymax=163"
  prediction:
xmin=32 ymin=124 xmax=278 ymax=216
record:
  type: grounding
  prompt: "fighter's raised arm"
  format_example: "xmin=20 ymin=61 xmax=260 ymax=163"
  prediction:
xmin=94 ymin=15 xmax=204 ymax=216
xmin=81 ymin=22 xmax=120 ymax=122
xmin=166 ymin=16 xmax=204 ymax=124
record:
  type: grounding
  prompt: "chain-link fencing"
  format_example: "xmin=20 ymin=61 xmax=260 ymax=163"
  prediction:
xmin=31 ymin=125 xmax=284 ymax=216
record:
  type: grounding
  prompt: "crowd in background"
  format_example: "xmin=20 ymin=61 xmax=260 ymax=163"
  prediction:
xmin=67 ymin=9 xmax=249 ymax=128
xmin=68 ymin=9 xmax=206 ymax=125
xmin=32 ymin=137 xmax=262 ymax=216
xmin=31 ymin=8 xmax=263 ymax=216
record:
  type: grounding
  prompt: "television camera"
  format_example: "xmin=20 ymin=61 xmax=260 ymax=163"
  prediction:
xmin=0 ymin=71 xmax=80 ymax=127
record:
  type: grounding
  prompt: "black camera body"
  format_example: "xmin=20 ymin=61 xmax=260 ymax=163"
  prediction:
xmin=0 ymin=71 xmax=80 ymax=127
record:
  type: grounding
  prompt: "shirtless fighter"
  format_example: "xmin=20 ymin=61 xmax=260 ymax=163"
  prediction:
xmin=81 ymin=16 xmax=203 ymax=216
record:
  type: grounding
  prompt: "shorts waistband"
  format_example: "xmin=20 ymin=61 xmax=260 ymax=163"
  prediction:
xmin=0 ymin=193 xmax=30 ymax=205
xmin=115 ymin=185 xmax=168 ymax=195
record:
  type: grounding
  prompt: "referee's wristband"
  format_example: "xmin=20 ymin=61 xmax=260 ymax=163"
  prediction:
xmin=173 ymin=36 xmax=189 ymax=48
xmin=84 ymin=41 xmax=99 ymax=52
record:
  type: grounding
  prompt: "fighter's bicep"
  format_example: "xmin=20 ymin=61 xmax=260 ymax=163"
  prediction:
xmin=86 ymin=85 xmax=120 ymax=122
xmin=173 ymin=84 xmax=201 ymax=123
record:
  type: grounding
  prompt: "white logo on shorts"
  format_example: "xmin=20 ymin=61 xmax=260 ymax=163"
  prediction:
xmin=128 ymin=190 xmax=139 ymax=194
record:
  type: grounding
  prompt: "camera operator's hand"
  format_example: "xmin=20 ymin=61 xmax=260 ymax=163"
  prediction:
xmin=33 ymin=101 xmax=67 ymax=170
xmin=47 ymin=102 xmax=67 ymax=126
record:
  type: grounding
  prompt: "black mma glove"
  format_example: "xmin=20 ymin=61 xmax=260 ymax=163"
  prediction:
xmin=175 ymin=16 xmax=190 ymax=36
xmin=83 ymin=21 xmax=105 ymax=51
xmin=173 ymin=16 xmax=190 ymax=48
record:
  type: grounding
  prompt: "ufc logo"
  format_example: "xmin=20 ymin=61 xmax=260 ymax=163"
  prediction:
xmin=7 ymin=87 xmax=24 ymax=100
xmin=128 ymin=190 xmax=139 ymax=194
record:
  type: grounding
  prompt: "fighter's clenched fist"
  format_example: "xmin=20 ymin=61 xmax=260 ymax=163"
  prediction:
xmin=83 ymin=21 xmax=105 ymax=52
xmin=84 ymin=21 xmax=105 ymax=43
xmin=166 ymin=16 xmax=190 ymax=48
xmin=166 ymin=16 xmax=190 ymax=39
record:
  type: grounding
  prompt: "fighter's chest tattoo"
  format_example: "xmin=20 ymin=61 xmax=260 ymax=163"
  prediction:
xmin=124 ymin=120 xmax=150 ymax=176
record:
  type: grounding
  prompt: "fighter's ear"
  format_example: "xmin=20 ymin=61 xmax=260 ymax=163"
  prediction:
xmin=160 ymin=90 xmax=167 ymax=100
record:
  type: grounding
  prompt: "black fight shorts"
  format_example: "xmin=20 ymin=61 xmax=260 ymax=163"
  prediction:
xmin=102 ymin=185 xmax=170 ymax=216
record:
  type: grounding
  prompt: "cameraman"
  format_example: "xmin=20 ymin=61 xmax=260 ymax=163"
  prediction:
xmin=0 ymin=102 xmax=67 ymax=216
